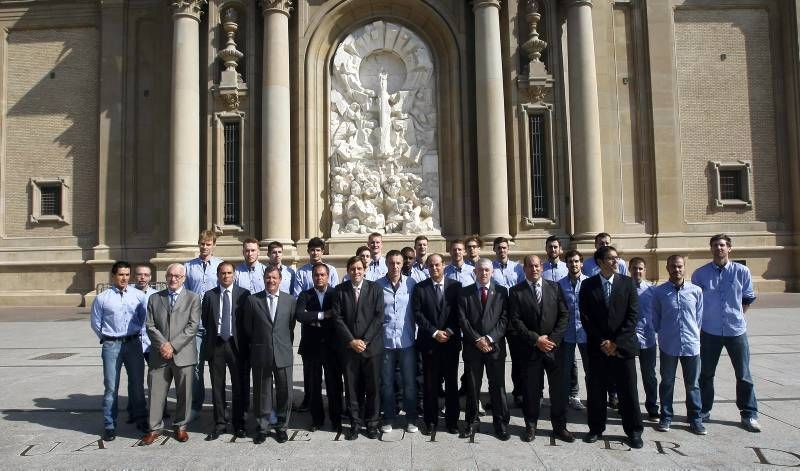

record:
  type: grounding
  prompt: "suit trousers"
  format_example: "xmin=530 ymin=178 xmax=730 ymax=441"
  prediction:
xmin=521 ymin=350 xmax=567 ymax=431
xmin=464 ymin=354 xmax=509 ymax=429
xmin=342 ymin=351 xmax=381 ymax=428
xmin=147 ymin=361 xmax=194 ymax=431
xmin=304 ymin=350 xmax=344 ymax=428
xmin=585 ymin=350 xmax=643 ymax=437
xmin=252 ymin=364 xmax=293 ymax=433
xmin=507 ymin=336 xmax=524 ymax=398
xmin=208 ymin=339 xmax=245 ymax=431
xmin=421 ymin=347 xmax=460 ymax=428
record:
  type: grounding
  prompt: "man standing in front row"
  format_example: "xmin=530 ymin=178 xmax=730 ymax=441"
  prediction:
xmin=691 ymin=234 xmax=760 ymax=432
xmin=508 ymin=255 xmax=573 ymax=443
xmin=240 ymin=265 xmax=295 ymax=444
xmin=140 ymin=264 xmax=201 ymax=445
xmin=459 ymin=258 xmax=510 ymax=440
xmin=201 ymin=261 xmax=250 ymax=440
xmin=579 ymin=246 xmax=644 ymax=449
xmin=91 ymin=261 xmax=148 ymax=442
xmin=333 ymin=256 xmax=385 ymax=440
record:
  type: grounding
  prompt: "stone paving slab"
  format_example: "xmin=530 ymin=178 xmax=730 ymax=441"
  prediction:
xmin=0 ymin=299 xmax=798 ymax=469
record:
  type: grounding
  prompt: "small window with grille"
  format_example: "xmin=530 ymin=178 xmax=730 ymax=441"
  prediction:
xmin=29 ymin=177 xmax=69 ymax=223
xmin=529 ymin=113 xmax=547 ymax=218
xmin=223 ymin=120 xmax=241 ymax=225
xmin=711 ymin=161 xmax=752 ymax=208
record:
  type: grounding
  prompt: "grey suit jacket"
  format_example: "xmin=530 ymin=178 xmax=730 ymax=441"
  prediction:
xmin=458 ymin=281 xmax=509 ymax=361
xmin=146 ymin=288 xmax=201 ymax=368
xmin=240 ymin=290 xmax=296 ymax=369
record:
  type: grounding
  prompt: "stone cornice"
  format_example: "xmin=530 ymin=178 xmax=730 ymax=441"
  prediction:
xmin=261 ymin=0 xmax=293 ymax=17
xmin=472 ymin=0 xmax=501 ymax=11
xmin=171 ymin=0 xmax=206 ymax=20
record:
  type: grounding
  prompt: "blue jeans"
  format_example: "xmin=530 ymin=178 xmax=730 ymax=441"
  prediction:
xmin=192 ymin=332 xmax=205 ymax=412
xmin=380 ymin=346 xmax=417 ymax=423
xmin=659 ymin=351 xmax=701 ymax=422
xmin=559 ymin=342 xmax=587 ymax=397
xmin=101 ymin=338 xmax=146 ymax=430
xmin=639 ymin=346 xmax=659 ymax=415
xmin=700 ymin=331 xmax=758 ymax=419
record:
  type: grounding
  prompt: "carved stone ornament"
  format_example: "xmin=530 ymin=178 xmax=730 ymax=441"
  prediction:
xmin=218 ymin=8 xmax=244 ymax=74
xmin=521 ymin=0 xmax=548 ymax=76
xmin=171 ymin=0 xmax=207 ymax=18
xmin=329 ymin=21 xmax=440 ymax=236
xmin=221 ymin=92 xmax=240 ymax=110
xmin=261 ymin=0 xmax=293 ymax=16
xmin=519 ymin=85 xmax=549 ymax=104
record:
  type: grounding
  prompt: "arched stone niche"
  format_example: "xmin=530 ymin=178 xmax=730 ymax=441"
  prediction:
xmin=299 ymin=0 xmax=469 ymax=242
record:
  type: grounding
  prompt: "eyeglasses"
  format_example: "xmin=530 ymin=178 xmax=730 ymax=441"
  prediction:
xmin=466 ymin=245 xmax=479 ymax=249
xmin=603 ymin=257 xmax=619 ymax=263
xmin=165 ymin=274 xmax=185 ymax=279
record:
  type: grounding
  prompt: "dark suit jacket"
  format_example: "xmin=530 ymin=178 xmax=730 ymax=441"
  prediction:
xmin=240 ymin=290 xmax=296 ymax=369
xmin=295 ymin=286 xmax=337 ymax=356
xmin=146 ymin=288 xmax=201 ymax=368
xmin=578 ymin=274 xmax=640 ymax=358
xmin=458 ymin=281 xmax=509 ymax=361
xmin=200 ymin=285 xmax=250 ymax=362
xmin=412 ymin=278 xmax=461 ymax=354
xmin=508 ymin=279 xmax=569 ymax=360
xmin=332 ymin=280 xmax=385 ymax=358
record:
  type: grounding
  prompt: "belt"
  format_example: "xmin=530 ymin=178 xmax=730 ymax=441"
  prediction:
xmin=102 ymin=334 xmax=140 ymax=343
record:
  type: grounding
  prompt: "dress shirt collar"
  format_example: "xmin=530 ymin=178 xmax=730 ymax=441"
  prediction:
xmin=476 ymin=283 xmax=490 ymax=292
xmin=111 ymin=285 xmax=127 ymax=295
xmin=219 ymin=284 xmax=233 ymax=294
xmin=672 ymin=280 xmax=685 ymax=291
xmin=714 ymin=260 xmax=731 ymax=271
xmin=497 ymin=260 xmax=508 ymax=270
xmin=351 ymin=280 xmax=364 ymax=291
xmin=267 ymin=290 xmax=279 ymax=299
xmin=528 ymin=278 xmax=543 ymax=290
xmin=314 ymin=286 xmax=328 ymax=295
xmin=601 ymin=273 xmax=615 ymax=286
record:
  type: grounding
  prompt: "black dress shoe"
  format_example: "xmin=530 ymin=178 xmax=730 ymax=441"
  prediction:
xmin=253 ymin=432 xmax=267 ymax=444
xmin=234 ymin=428 xmax=247 ymax=439
xmin=522 ymin=427 xmax=535 ymax=442
xmin=275 ymin=430 xmax=289 ymax=443
xmin=554 ymin=429 xmax=575 ymax=443
xmin=102 ymin=429 xmax=116 ymax=442
xmin=421 ymin=423 xmax=434 ymax=436
xmin=648 ymin=411 xmax=660 ymax=419
xmin=345 ymin=426 xmax=360 ymax=441
xmin=583 ymin=432 xmax=602 ymax=443
xmin=205 ymin=431 xmax=220 ymax=441
xmin=495 ymin=428 xmax=511 ymax=441
xmin=628 ymin=435 xmax=644 ymax=449
xmin=309 ymin=424 xmax=320 ymax=432
xmin=459 ymin=423 xmax=478 ymax=438
xmin=366 ymin=427 xmax=379 ymax=439
xmin=447 ymin=425 xmax=459 ymax=435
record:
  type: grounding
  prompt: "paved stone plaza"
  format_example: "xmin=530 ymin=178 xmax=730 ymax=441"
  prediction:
xmin=0 ymin=295 xmax=798 ymax=469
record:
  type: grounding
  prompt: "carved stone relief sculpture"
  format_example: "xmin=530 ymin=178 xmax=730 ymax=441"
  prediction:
xmin=329 ymin=21 xmax=440 ymax=235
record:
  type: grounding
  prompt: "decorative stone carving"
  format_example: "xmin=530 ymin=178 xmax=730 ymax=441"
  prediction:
xmin=171 ymin=0 xmax=207 ymax=19
xmin=261 ymin=0 xmax=293 ymax=16
xmin=217 ymin=7 xmax=246 ymax=110
xmin=518 ymin=0 xmax=554 ymax=103
xmin=329 ymin=21 xmax=440 ymax=236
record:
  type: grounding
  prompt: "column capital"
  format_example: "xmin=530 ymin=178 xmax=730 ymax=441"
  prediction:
xmin=472 ymin=0 xmax=501 ymax=12
xmin=561 ymin=0 xmax=593 ymax=9
xmin=261 ymin=0 xmax=293 ymax=17
xmin=171 ymin=0 xmax=206 ymax=21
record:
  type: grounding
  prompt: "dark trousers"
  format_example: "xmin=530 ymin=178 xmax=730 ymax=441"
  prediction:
xmin=342 ymin=351 xmax=381 ymax=428
xmin=639 ymin=346 xmax=659 ymax=415
xmin=252 ymin=364 xmax=292 ymax=433
xmin=586 ymin=351 xmax=643 ymax=437
xmin=559 ymin=342 xmax=588 ymax=397
xmin=208 ymin=339 xmax=245 ymax=431
xmin=521 ymin=350 xmax=567 ymax=430
xmin=464 ymin=354 xmax=509 ymax=430
xmin=508 ymin=336 xmax=524 ymax=398
xmin=421 ymin=347 xmax=460 ymax=428
xmin=304 ymin=351 xmax=344 ymax=427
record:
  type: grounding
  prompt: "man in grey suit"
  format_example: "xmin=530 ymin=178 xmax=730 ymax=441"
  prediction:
xmin=140 ymin=263 xmax=201 ymax=445
xmin=240 ymin=264 xmax=295 ymax=444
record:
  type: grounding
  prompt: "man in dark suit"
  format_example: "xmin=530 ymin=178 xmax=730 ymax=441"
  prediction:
xmin=413 ymin=253 xmax=461 ymax=435
xmin=294 ymin=262 xmax=343 ymax=433
xmin=332 ymin=255 xmax=385 ymax=440
xmin=579 ymin=245 xmax=644 ymax=449
xmin=240 ymin=265 xmax=296 ymax=444
xmin=200 ymin=261 xmax=249 ymax=440
xmin=458 ymin=258 xmax=510 ymax=440
xmin=508 ymin=255 xmax=574 ymax=443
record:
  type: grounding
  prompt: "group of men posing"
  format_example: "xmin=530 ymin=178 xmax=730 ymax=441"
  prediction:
xmin=91 ymin=230 xmax=761 ymax=449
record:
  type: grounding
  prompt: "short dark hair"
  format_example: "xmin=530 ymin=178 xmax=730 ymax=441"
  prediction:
xmin=465 ymin=235 xmax=483 ymax=248
xmin=666 ymin=254 xmax=684 ymax=265
xmin=493 ymin=236 xmax=510 ymax=248
xmin=709 ymin=234 xmax=732 ymax=247
xmin=414 ymin=235 xmax=429 ymax=244
xmin=356 ymin=245 xmax=369 ymax=255
xmin=368 ymin=232 xmax=382 ymax=241
xmin=134 ymin=262 xmax=155 ymax=274
xmin=111 ymin=261 xmax=131 ymax=275
xmin=312 ymin=262 xmax=329 ymax=275
xmin=243 ymin=237 xmax=259 ymax=246
xmin=401 ymin=246 xmax=415 ymax=257
xmin=564 ymin=249 xmax=583 ymax=261
xmin=449 ymin=239 xmax=464 ymax=249
xmin=307 ymin=237 xmax=325 ymax=251
xmin=629 ymin=257 xmax=646 ymax=267
xmin=217 ymin=260 xmax=235 ymax=274
xmin=545 ymin=235 xmax=560 ymax=246
xmin=347 ymin=255 xmax=365 ymax=270
xmin=267 ymin=241 xmax=283 ymax=252
xmin=386 ymin=249 xmax=403 ymax=261
xmin=594 ymin=245 xmax=617 ymax=264
xmin=264 ymin=264 xmax=282 ymax=278
xmin=595 ymin=232 xmax=611 ymax=243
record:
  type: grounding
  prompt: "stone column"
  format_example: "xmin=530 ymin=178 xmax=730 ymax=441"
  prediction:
xmin=565 ymin=0 xmax=605 ymax=238
xmin=166 ymin=0 xmax=205 ymax=251
xmin=473 ymin=0 xmax=511 ymax=239
xmin=261 ymin=0 xmax=293 ymax=244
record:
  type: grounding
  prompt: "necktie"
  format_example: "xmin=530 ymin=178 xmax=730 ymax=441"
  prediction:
xmin=354 ymin=286 xmax=361 ymax=304
xmin=480 ymin=286 xmax=488 ymax=307
xmin=221 ymin=289 xmax=231 ymax=341
xmin=604 ymin=280 xmax=612 ymax=306
xmin=268 ymin=295 xmax=276 ymax=322
xmin=535 ymin=283 xmax=542 ymax=305
xmin=435 ymin=283 xmax=443 ymax=305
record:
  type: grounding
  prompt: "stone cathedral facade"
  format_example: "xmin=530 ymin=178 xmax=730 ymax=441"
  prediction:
xmin=0 ymin=0 xmax=798 ymax=305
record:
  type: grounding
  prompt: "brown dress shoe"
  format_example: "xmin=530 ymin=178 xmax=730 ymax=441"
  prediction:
xmin=174 ymin=428 xmax=189 ymax=442
xmin=139 ymin=431 xmax=160 ymax=446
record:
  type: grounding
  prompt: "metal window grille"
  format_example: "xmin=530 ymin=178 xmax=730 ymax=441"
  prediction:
xmin=529 ymin=114 xmax=547 ymax=217
xmin=719 ymin=169 xmax=742 ymax=200
xmin=40 ymin=185 xmax=61 ymax=216
xmin=223 ymin=121 xmax=241 ymax=225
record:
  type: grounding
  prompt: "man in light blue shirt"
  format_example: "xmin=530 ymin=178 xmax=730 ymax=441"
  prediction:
xmin=91 ymin=261 xmax=148 ymax=441
xmin=582 ymin=232 xmax=629 ymax=277
xmin=557 ymin=249 xmax=588 ymax=411
xmin=234 ymin=238 xmax=266 ymax=294
xmin=691 ymin=234 xmax=760 ymax=432
xmin=411 ymin=235 xmax=430 ymax=281
xmin=365 ymin=232 xmax=388 ymax=281
xmin=629 ymin=257 xmax=658 ymax=419
xmin=444 ymin=240 xmax=475 ymax=286
xmin=377 ymin=250 xmax=419 ymax=433
xmin=293 ymin=237 xmax=340 ymax=297
xmin=654 ymin=255 xmax=705 ymax=435
xmin=491 ymin=237 xmax=524 ymax=404
xmin=542 ymin=235 xmax=568 ymax=282
xmin=267 ymin=241 xmax=296 ymax=296
xmin=464 ymin=235 xmax=483 ymax=267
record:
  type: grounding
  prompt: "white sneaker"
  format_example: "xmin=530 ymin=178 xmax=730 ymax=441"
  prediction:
xmin=406 ymin=424 xmax=418 ymax=433
xmin=478 ymin=401 xmax=486 ymax=416
xmin=568 ymin=396 xmax=586 ymax=410
xmin=380 ymin=424 xmax=393 ymax=433
xmin=742 ymin=417 xmax=761 ymax=433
